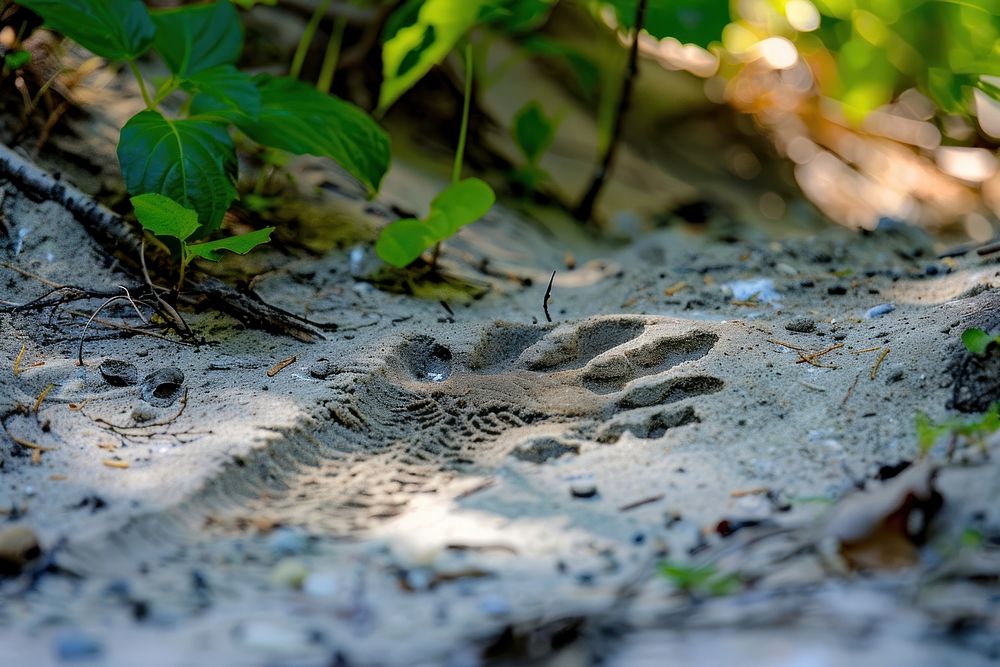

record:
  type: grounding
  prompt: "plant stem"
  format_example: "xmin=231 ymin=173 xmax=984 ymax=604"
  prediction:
xmin=128 ymin=60 xmax=154 ymax=110
xmin=291 ymin=0 xmax=333 ymax=79
xmin=430 ymin=43 xmax=475 ymax=270
xmin=573 ymin=0 xmax=647 ymax=223
xmin=176 ymin=247 xmax=188 ymax=294
xmin=317 ymin=15 xmax=347 ymax=93
xmin=452 ymin=42 xmax=474 ymax=185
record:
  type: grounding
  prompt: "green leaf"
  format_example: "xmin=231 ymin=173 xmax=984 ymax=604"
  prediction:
xmin=513 ymin=101 xmax=556 ymax=164
xmin=151 ymin=0 xmax=243 ymax=78
xmin=425 ymin=177 xmax=495 ymax=237
xmin=375 ymin=178 xmax=494 ymax=268
xmin=379 ymin=0 xmax=490 ymax=111
xmin=117 ymin=110 xmax=238 ymax=234
xmin=185 ymin=65 xmax=262 ymax=121
xmin=131 ymin=193 xmax=200 ymax=241
xmin=187 ymin=227 xmax=275 ymax=261
xmin=374 ymin=217 xmax=437 ymax=268
xmin=658 ymin=561 xmax=740 ymax=596
xmin=18 ymin=0 xmax=154 ymax=60
xmin=962 ymin=327 xmax=996 ymax=355
xmin=4 ymin=50 xmax=32 ymax=69
xmin=601 ymin=0 xmax=729 ymax=48
xmin=231 ymin=74 xmax=390 ymax=194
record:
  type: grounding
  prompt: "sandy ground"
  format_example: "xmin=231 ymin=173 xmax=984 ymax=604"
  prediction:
xmin=2 ymin=136 xmax=1000 ymax=666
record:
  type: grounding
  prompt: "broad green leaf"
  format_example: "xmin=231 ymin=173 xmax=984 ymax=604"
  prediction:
xmin=513 ymin=101 xmax=556 ymax=164
xmin=232 ymin=74 xmax=390 ymax=194
xmin=425 ymin=178 xmax=495 ymax=237
xmin=185 ymin=65 xmax=262 ymax=121
xmin=602 ymin=0 xmax=729 ymax=48
xmin=151 ymin=0 xmax=242 ymax=78
xmin=962 ymin=327 xmax=996 ymax=355
xmin=374 ymin=218 xmax=437 ymax=268
xmin=379 ymin=0 xmax=489 ymax=111
xmin=187 ymin=227 xmax=275 ymax=261
xmin=131 ymin=193 xmax=200 ymax=241
xmin=375 ymin=178 xmax=494 ymax=268
xmin=117 ymin=110 xmax=238 ymax=234
xmin=18 ymin=0 xmax=154 ymax=60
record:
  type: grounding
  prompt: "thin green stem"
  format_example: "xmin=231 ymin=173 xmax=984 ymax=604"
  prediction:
xmin=290 ymin=0 xmax=333 ymax=79
xmin=452 ymin=42 xmax=474 ymax=185
xmin=176 ymin=248 xmax=188 ymax=294
xmin=128 ymin=60 xmax=154 ymax=110
xmin=431 ymin=43 xmax=475 ymax=270
xmin=317 ymin=15 xmax=346 ymax=93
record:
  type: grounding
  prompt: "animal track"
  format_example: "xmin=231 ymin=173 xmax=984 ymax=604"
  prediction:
xmin=218 ymin=316 xmax=725 ymax=534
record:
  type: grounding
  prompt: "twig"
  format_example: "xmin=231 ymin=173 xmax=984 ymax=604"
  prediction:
xmin=13 ymin=343 xmax=26 ymax=376
xmin=267 ymin=355 xmax=297 ymax=377
xmin=619 ymin=493 xmax=664 ymax=511
xmin=0 ymin=144 xmax=325 ymax=341
xmin=140 ymin=239 xmax=193 ymax=337
xmin=33 ymin=384 xmax=54 ymax=413
xmin=0 ymin=261 xmax=62 ymax=288
xmin=66 ymin=310 xmax=194 ymax=348
xmin=543 ymin=270 xmax=556 ymax=323
xmin=794 ymin=342 xmax=843 ymax=369
xmin=870 ymin=347 xmax=890 ymax=380
xmin=77 ymin=295 xmax=138 ymax=366
xmin=5 ymin=432 xmax=55 ymax=451
xmin=976 ymin=240 xmax=1000 ymax=256
xmin=841 ymin=372 xmax=861 ymax=407
xmin=767 ymin=339 xmax=842 ymax=368
xmin=573 ymin=0 xmax=648 ymax=222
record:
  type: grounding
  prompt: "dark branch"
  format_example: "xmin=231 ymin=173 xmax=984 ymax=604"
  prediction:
xmin=573 ymin=0 xmax=648 ymax=223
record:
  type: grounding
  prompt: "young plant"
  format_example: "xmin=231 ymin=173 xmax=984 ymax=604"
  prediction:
xmin=131 ymin=194 xmax=273 ymax=290
xmin=510 ymin=100 xmax=557 ymax=191
xmin=658 ymin=560 xmax=741 ymax=597
xmin=19 ymin=0 xmax=390 ymax=281
xmin=961 ymin=327 xmax=1000 ymax=356
xmin=376 ymin=43 xmax=495 ymax=269
xmin=915 ymin=402 xmax=1000 ymax=456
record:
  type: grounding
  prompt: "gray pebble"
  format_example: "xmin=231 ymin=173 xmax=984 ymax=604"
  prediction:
xmin=309 ymin=358 xmax=335 ymax=379
xmin=784 ymin=318 xmax=816 ymax=333
xmin=479 ymin=594 xmax=511 ymax=616
xmin=864 ymin=303 xmax=895 ymax=319
xmin=53 ymin=630 xmax=102 ymax=662
xmin=570 ymin=480 xmax=598 ymax=499
xmin=267 ymin=528 xmax=308 ymax=557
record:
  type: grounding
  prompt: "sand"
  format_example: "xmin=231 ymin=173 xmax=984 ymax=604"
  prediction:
xmin=1 ymin=139 xmax=1000 ymax=666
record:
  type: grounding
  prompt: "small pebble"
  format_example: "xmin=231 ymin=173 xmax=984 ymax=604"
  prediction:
xmin=308 ymin=358 xmax=335 ymax=379
xmin=0 ymin=525 xmax=40 ymax=575
xmin=784 ymin=317 xmax=816 ymax=333
xmin=238 ymin=620 xmax=311 ymax=653
xmin=479 ymin=595 xmax=511 ymax=616
xmin=827 ymin=285 xmax=848 ymax=296
xmin=570 ymin=480 xmax=598 ymax=499
xmin=267 ymin=528 xmax=308 ymax=557
xmin=864 ymin=303 xmax=895 ymax=319
xmin=53 ymin=630 xmax=103 ymax=662
xmin=303 ymin=572 xmax=339 ymax=598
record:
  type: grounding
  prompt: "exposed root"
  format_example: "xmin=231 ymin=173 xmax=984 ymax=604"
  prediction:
xmin=0 ymin=143 xmax=326 ymax=342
